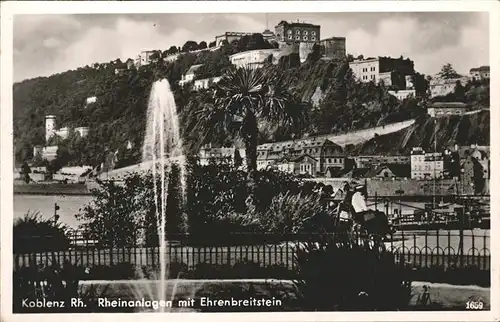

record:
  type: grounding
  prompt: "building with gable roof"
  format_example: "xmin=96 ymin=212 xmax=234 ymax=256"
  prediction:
xmin=469 ymin=66 xmax=490 ymax=80
xmin=427 ymin=102 xmax=468 ymax=117
xmin=179 ymin=64 xmax=204 ymax=86
xmin=256 ymin=138 xmax=344 ymax=176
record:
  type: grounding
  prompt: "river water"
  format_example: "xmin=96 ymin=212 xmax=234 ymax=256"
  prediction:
xmin=14 ymin=194 xmax=92 ymax=229
xmin=13 ymin=194 xmax=490 ymax=251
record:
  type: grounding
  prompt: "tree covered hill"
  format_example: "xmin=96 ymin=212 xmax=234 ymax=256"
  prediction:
xmin=13 ymin=34 xmax=489 ymax=169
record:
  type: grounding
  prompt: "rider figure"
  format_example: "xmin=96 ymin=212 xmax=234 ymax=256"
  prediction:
xmin=337 ymin=180 xmax=372 ymax=231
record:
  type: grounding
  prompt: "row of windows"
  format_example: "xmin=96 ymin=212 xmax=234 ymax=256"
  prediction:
xmin=412 ymin=164 xmax=443 ymax=171
xmin=326 ymin=158 xmax=343 ymax=164
xmin=362 ymin=75 xmax=376 ymax=80
xmin=258 ymin=147 xmax=343 ymax=156
xmin=300 ymin=164 xmax=313 ymax=173
xmin=357 ymin=157 xmax=409 ymax=162
xmin=287 ymin=35 xmax=316 ymax=41
xmin=361 ymin=67 xmax=376 ymax=72
xmin=412 ymin=157 xmax=444 ymax=163
xmin=287 ymin=29 xmax=317 ymax=36
xmin=411 ymin=172 xmax=443 ymax=177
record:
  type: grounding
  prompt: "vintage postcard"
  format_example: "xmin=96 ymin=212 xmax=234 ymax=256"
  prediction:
xmin=1 ymin=1 xmax=498 ymax=321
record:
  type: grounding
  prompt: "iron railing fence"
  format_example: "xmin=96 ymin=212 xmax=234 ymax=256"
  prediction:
xmin=13 ymin=230 xmax=490 ymax=273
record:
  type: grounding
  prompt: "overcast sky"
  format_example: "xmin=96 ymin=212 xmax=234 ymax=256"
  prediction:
xmin=13 ymin=12 xmax=489 ymax=82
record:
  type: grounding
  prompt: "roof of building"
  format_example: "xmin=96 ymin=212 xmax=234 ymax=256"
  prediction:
xmin=215 ymin=32 xmax=253 ymax=38
xmin=276 ymin=20 xmax=319 ymax=28
xmin=325 ymin=166 xmax=350 ymax=178
xmin=470 ymin=66 xmax=490 ymax=72
xmin=350 ymin=57 xmax=379 ymax=64
xmin=411 ymin=147 xmax=425 ymax=155
xmin=43 ymin=146 xmax=59 ymax=154
xmin=278 ymin=153 xmax=317 ymax=163
xmin=429 ymin=102 xmax=468 ymax=109
xmin=429 ymin=77 xmax=469 ymax=85
xmin=343 ymin=168 xmax=371 ymax=179
xmin=320 ymin=37 xmax=346 ymax=41
xmin=229 ymin=48 xmax=281 ymax=59
xmin=262 ymin=29 xmax=275 ymax=36
xmin=185 ymin=64 xmax=203 ymax=75
xmin=366 ymin=179 xmax=460 ymax=197
xmin=383 ymin=164 xmax=411 ymax=178
xmin=258 ymin=137 xmax=342 ymax=151
xmin=457 ymin=147 xmax=489 ymax=160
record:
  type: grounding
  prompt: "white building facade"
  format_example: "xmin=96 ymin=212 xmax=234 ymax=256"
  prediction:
xmin=229 ymin=49 xmax=282 ymax=68
xmin=198 ymin=146 xmax=246 ymax=166
xmin=349 ymin=58 xmax=380 ymax=83
xmin=429 ymin=76 xmax=469 ymax=98
xmin=45 ymin=115 xmax=57 ymax=142
xmin=135 ymin=51 xmax=157 ymax=67
xmin=45 ymin=115 xmax=89 ymax=143
xmin=179 ymin=64 xmax=203 ymax=86
xmin=193 ymin=76 xmax=222 ymax=90
xmin=388 ymin=89 xmax=416 ymax=101
xmin=469 ymin=66 xmax=490 ymax=80
xmin=427 ymin=102 xmax=468 ymax=117
xmin=411 ymin=147 xmax=444 ymax=180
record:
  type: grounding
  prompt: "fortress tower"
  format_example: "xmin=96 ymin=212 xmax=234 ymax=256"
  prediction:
xmin=45 ymin=115 xmax=56 ymax=143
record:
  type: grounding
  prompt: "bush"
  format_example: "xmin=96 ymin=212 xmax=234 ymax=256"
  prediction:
xmin=186 ymin=165 xmax=319 ymax=239
xmin=293 ymin=234 xmax=413 ymax=311
xmin=247 ymin=192 xmax=337 ymax=234
xmin=78 ymin=162 xmax=335 ymax=245
xmin=13 ymin=260 xmax=111 ymax=313
xmin=77 ymin=166 xmax=187 ymax=247
xmin=13 ymin=212 xmax=71 ymax=253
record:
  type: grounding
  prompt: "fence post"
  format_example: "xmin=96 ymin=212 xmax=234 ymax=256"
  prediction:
xmin=471 ymin=230 xmax=476 ymax=267
xmin=483 ymin=232 xmax=488 ymax=270
xmin=447 ymin=231 xmax=451 ymax=268
xmin=110 ymin=243 xmax=114 ymax=267
xmin=413 ymin=233 xmax=417 ymax=268
xmin=459 ymin=228 xmax=464 ymax=268
xmin=436 ymin=230 xmax=440 ymax=267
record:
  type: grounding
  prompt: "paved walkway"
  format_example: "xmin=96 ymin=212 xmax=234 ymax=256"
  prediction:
xmin=79 ymin=279 xmax=490 ymax=310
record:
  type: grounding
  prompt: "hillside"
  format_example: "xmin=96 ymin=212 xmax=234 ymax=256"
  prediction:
xmin=13 ymin=34 xmax=490 ymax=169
xmin=350 ymin=110 xmax=490 ymax=155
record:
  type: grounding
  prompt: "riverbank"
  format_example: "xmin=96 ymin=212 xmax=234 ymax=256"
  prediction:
xmin=13 ymin=182 xmax=91 ymax=195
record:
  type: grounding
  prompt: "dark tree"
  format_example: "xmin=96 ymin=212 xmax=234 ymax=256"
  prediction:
xmin=411 ymin=72 xmax=429 ymax=96
xmin=234 ymin=149 xmax=243 ymax=168
xmin=198 ymin=41 xmax=208 ymax=50
xmin=438 ymin=63 xmax=461 ymax=79
xmin=191 ymin=66 xmax=307 ymax=208
xmin=182 ymin=41 xmax=198 ymax=53
xmin=454 ymin=80 xmax=466 ymax=102
xmin=166 ymin=46 xmax=178 ymax=55
xmin=21 ymin=162 xmax=31 ymax=183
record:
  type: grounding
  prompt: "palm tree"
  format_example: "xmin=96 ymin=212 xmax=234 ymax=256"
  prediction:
xmin=192 ymin=65 xmax=307 ymax=206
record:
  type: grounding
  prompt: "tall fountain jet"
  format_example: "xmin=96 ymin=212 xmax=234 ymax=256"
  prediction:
xmin=141 ymin=78 xmax=187 ymax=312
xmin=143 ymin=79 xmax=184 ymax=162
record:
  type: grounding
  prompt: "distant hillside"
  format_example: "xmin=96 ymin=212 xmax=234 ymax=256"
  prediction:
xmin=13 ymin=34 xmax=489 ymax=169
xmin=350 ymin=110 xmax=490 ymax=155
